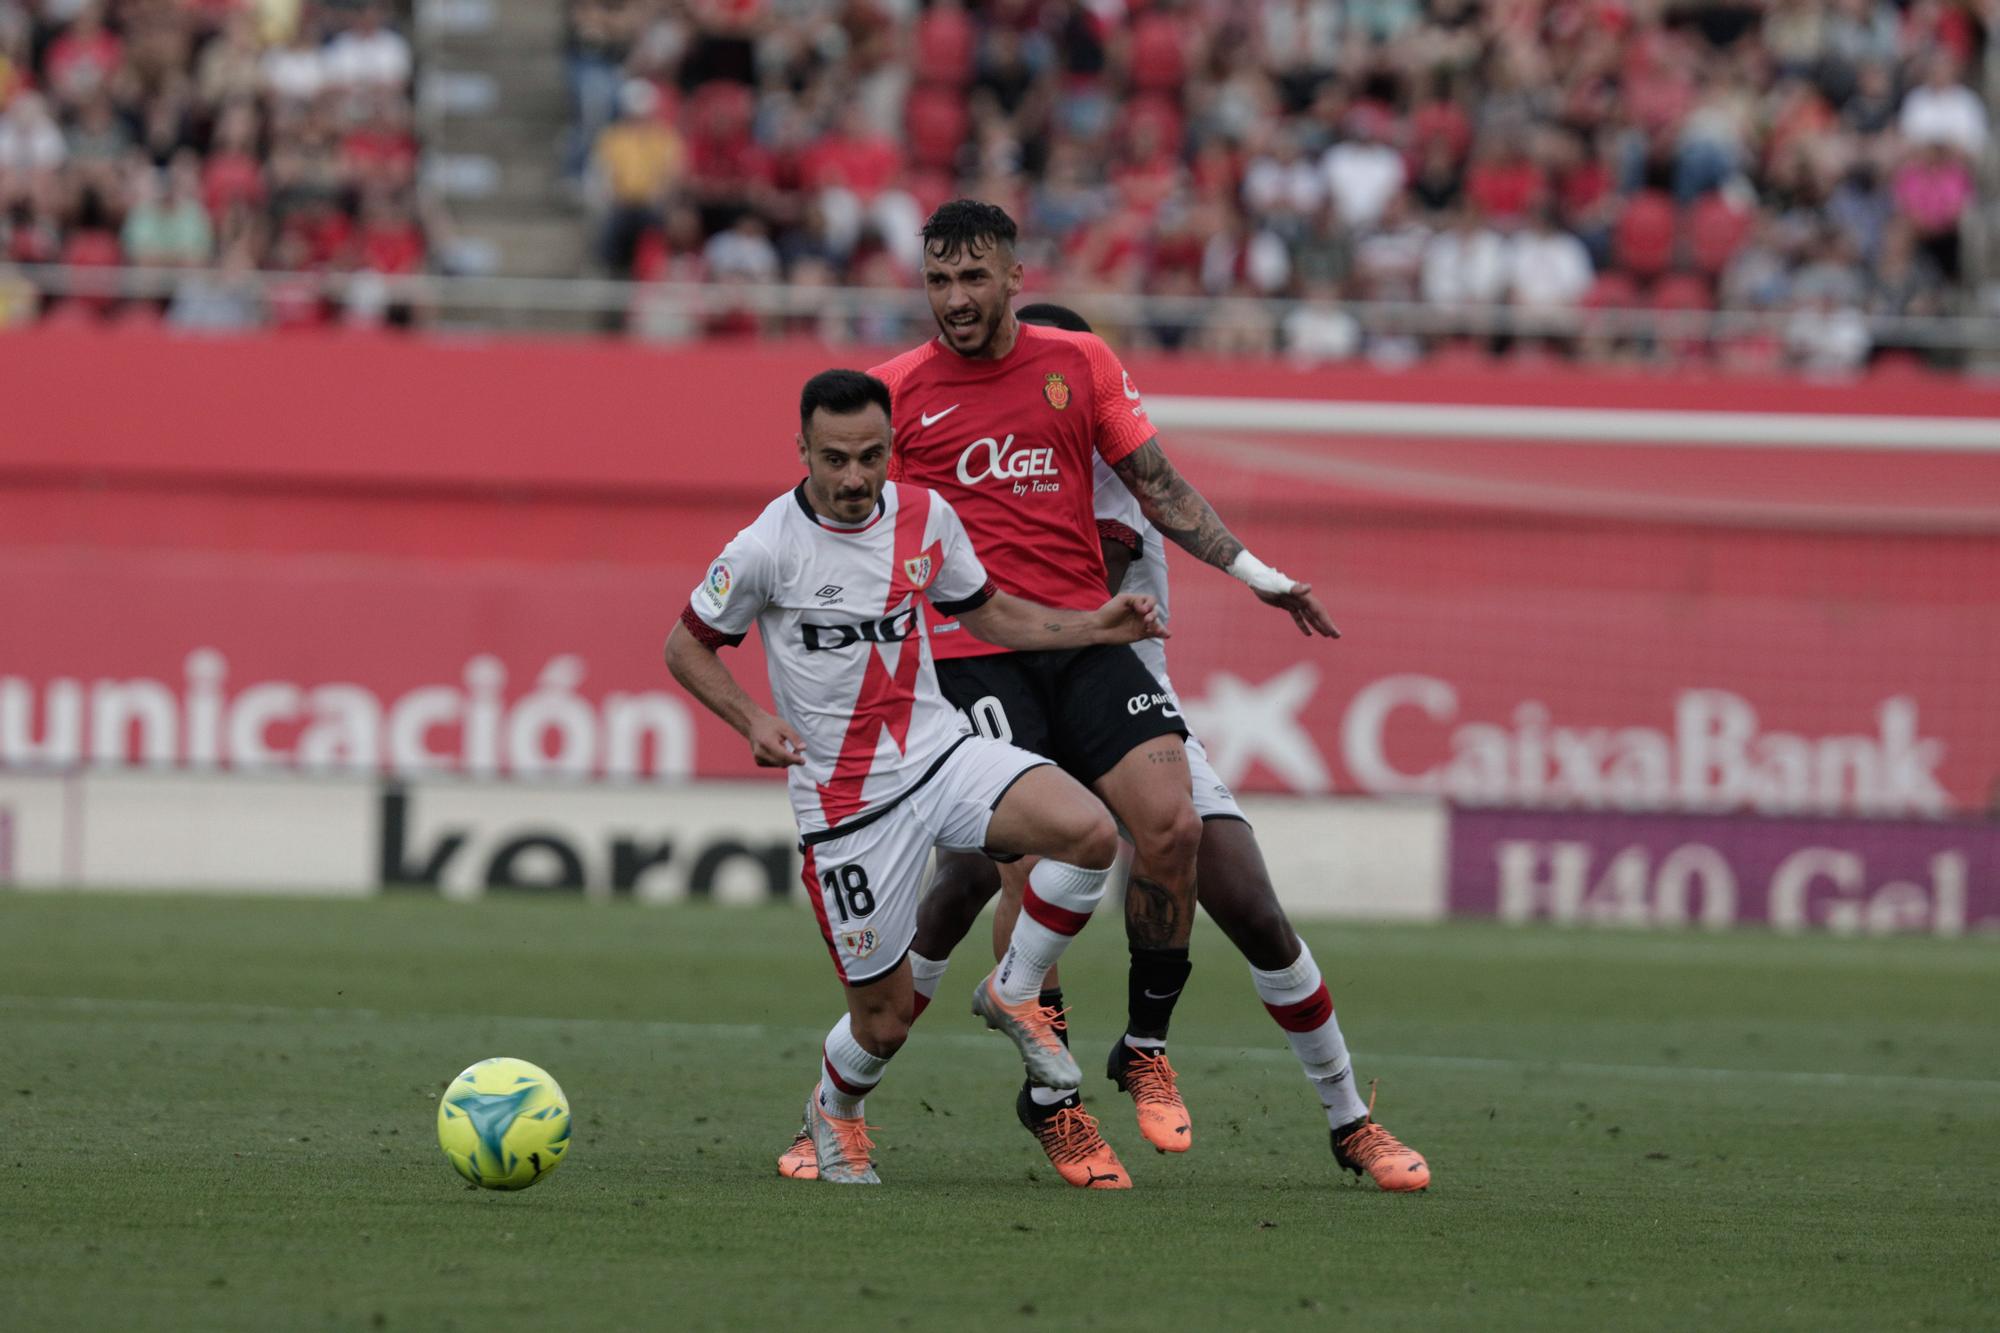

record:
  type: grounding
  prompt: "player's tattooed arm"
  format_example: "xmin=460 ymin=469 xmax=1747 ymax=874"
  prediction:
xmin=664 ymin=623 xmax=805 ymax=767
xmin=1113 ymin=438 xmax=1341 ymax=639
xmin=1110 ymin=438 xmax=1245 ymax=570
xmin=956 ymin=591 xmax=1167 ymax=650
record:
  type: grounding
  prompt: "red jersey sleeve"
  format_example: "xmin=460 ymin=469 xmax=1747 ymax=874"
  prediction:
xmin=867 ymin=345 xmax=928 ymax=483
xmin=1078 ymin=336 xmax=1155 ymax=467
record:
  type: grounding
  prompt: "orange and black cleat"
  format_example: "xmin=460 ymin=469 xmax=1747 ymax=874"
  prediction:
xmin=1332 ymin=1080 xmax=1430 ymax=1192
xmin=1016 ymin=1087 xmax=1131 ymax=1189
xmin=1107 ymin=1041 xmax=1192 ymax=1153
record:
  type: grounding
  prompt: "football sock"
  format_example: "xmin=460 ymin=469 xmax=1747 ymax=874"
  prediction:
xmin=818 ymin=1014 xmax=888 ymax=1120
xmin=1249 ymin=943 xmax=1369 ymax=1127
xmin=995 ymin=860 xmax=1108 ymax=1004
xmin=1027 ymin=1082 xmax=1081 ymax=1111
xmin=1027 ymin=987 xmax=1079 ymax=1106
xmin=1040 ymin=987 xmax=1069 ymax=1047
xmin=1125 ymin=946 xmax=1192 ymax=1040
xmin=909 ymin=951 xmax=949 ymax=1020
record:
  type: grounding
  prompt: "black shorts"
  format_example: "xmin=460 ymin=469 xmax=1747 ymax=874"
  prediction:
xmin=934 ymin=645 xmax=1188 ymax=787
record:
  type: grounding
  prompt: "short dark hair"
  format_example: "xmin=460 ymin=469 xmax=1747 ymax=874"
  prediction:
xmin=799 ymin=369 xmax=892 ymax=435
xmin=1016 ymin=303 xmax=1093 ymax=333
xmin=920 ymin=199 xmax=1018 ymax=263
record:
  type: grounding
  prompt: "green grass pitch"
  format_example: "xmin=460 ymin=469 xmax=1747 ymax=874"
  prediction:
xmin=3 ymin=892 xmax=1995 ymax=1332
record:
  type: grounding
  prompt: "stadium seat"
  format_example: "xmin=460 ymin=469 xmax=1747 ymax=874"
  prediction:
xmin=1613 ymin=190 xmax=1677 ymax=281
xmin=1686 ymin=192 xmax=1753 ymax=278
xmin=905 ymin=86 xmax=971 ymax=174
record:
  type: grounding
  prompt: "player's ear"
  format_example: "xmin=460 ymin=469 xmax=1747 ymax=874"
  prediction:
xmin=795 ymin=431 xmax=809 ymax=469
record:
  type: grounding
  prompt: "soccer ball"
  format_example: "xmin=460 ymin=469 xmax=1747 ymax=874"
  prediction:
xmin=437 ymin=1057 xmax=572 ymax=1190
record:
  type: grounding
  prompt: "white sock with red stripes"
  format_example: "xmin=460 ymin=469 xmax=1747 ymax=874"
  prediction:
xmin=817 ymin=1014 xmax=889 ymax=1120
xmin=1250 ymin=943 xmax=1369 ymax=1127
xmin=909 ymin=951 xmax=949 ymax=1020
xmin=995 ymin=860 xmax=1108 ymax=1004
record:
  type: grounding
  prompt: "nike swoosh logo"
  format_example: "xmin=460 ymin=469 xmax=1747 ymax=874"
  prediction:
xmin=920 ymin=405 xmax=960 ymax=427
xmin=1142 ymin=988 xmax=1182 ymax=1001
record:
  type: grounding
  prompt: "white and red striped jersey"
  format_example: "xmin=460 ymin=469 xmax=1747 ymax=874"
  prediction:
xmin=1092 ymin=456 xmax=1175 ymax=697
xmin=680 ymin=481 xmax=996 ymax=836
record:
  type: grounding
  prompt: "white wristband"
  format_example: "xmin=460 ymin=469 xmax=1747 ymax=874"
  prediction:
xmin=1227 ymin=549 xmax=1295 ymax=596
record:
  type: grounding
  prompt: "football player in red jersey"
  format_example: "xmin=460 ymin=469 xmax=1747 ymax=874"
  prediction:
xmin=868 ymin=201 xmax=1339 ymax=1180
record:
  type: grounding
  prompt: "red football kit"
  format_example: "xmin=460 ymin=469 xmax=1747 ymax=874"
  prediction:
xmin=870 ymin=323 xmax=1156 ymax=659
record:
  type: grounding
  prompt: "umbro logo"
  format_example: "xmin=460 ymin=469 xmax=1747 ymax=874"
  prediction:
xmin=920 ymin=404 xmax=961 ymax=428
xmin=814 ymin=585 xmax=845 ymax=604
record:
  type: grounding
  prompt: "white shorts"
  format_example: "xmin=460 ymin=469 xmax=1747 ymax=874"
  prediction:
xmin=800 ymin=736 xmax=1049 ymax=985
xmin=1186 ymin=732 xmax=1246 ymax=823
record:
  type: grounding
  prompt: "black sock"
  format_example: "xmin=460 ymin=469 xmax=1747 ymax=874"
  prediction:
xmin=1125 ymin=947 xmax=1192 ymax=1041
xmin=1039 ymin=987 xmax=1070 ymax=1048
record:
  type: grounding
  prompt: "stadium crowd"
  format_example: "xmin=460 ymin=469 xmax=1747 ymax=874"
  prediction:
xmin=0 ymin=0 xmax=426 ymax=329
xmin=577 ymin=0 xmax=1999 ymax=368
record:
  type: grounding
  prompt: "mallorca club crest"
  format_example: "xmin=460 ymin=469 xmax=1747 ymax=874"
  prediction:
xmin=1043 ymin=371 xmax=1071 ymax=411
xmin=903 ymin=553 xmax=934 ymax=589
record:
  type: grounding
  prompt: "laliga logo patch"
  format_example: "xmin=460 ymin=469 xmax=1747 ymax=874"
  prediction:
xmin=903 ymin=553 xmax=934 ymax=589
xmin=700 ymin=561 xmax=732 ymax=610
xmin=1043 ymin=371 xmax=1071 ymax=411
xmin=842 ymin=928 xmax=881 ymax=959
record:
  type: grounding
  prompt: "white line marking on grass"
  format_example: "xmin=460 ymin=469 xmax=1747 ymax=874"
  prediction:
xmin=9 ymin=994 xmax=1999 ymax=1096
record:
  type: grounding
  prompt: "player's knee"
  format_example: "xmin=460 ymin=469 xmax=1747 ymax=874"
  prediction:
xmin=1130 ymin=801 xmax=1201 ymax=870
xmin=929 ymin=853 xmax=1000 ymax=911
xmin=1059 ymin=806 xmax=1119 ymax=870
xmin=1207 ymin=891 xmax=1295 ymax=969
xmin=853 ymin=1008 xmax=911 ymax=1057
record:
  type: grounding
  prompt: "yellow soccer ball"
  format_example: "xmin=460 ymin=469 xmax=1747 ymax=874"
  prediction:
xmin=437 ymin=1057 xmax=572 ymax=1190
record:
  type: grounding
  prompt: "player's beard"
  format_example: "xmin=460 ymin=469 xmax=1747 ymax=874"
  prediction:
xmin=938 ymin=299 xmax=1004 ymax=358
xmin=816 ymin=476 xmax=878 ymax=523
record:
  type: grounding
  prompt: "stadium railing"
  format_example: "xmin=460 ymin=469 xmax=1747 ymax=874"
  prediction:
xmin=11 ymin=264 xmax=2000 ymax=361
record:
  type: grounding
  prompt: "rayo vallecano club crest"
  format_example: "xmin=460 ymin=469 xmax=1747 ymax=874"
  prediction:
xmin=1043 ymin=371 xmax=1071 ymax=410
xmin=842 ymin=928 xmax=881 ymax=959
xmin=903 ymin=553 xmax=933 ymax=588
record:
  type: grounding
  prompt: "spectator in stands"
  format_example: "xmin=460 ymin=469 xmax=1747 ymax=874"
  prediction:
xmin=322 ymin=2 xmax=410 ymax=93
xmin=1323 ymin=107 xmax=1406 ymax=233
xmin=1507 ymin=207 xmax=1595 ymax=317
xmin=1893 ymin=139 xmax=1974 ymax=282
xmin=121 ymin=155 xmax=212 ymax=268
xmin=1282 ymin=277 xmax=1362 ymax=365
xmin=0 ymin=92 xmax=65 ymax=201
xmin=1898 ymin=53 xmax=1988 ymax=161
xmin=591 ymin=79 xmax=684 ymax=278
xmin=263 ymin=17 xmax=327 ymax=106
xmin=1421 ymin=207 xmax=1507 ymax=311
xmin=564 ymin=0 xmax=649 ymax=183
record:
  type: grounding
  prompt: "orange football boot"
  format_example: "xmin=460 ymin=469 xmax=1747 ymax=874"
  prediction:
xmin=973 ymin=970 xmax=1082 ymax=1089
xmin=776 ymin=1122 xmax=818 ymax=1179
xmin=1332 ymin=1081 xmax=1430 ymax=1192
xmin=1108 ymin=1041 xmax=1192 ymax=1153
xmin=1016 ymin=1088 xmax=1131 ymax=1189
xmin=803 ymin=1086 xmax=880 ymax=1185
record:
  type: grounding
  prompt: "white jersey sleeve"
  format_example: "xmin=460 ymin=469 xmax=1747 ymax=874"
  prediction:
xmin=1092 ymin=455 xmax=1147 ymax=534
xmin=1089 ymin=456 xmax=1175 ymax=695
xmin=925 ymin=495 xmax=997 ymax=614
xmin=685 ymin=525 xmax=776 ymax=644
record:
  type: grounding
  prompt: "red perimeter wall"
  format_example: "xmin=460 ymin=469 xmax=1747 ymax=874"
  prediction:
xmin=4 ymin=330 xmax=1998 ymax=816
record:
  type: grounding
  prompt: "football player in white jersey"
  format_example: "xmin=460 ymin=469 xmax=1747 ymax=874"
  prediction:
xmin=666 ymin=369 xmax=1165 ymax=1188
xmin=900 ymin=307 xmax=1431 ymax=1193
